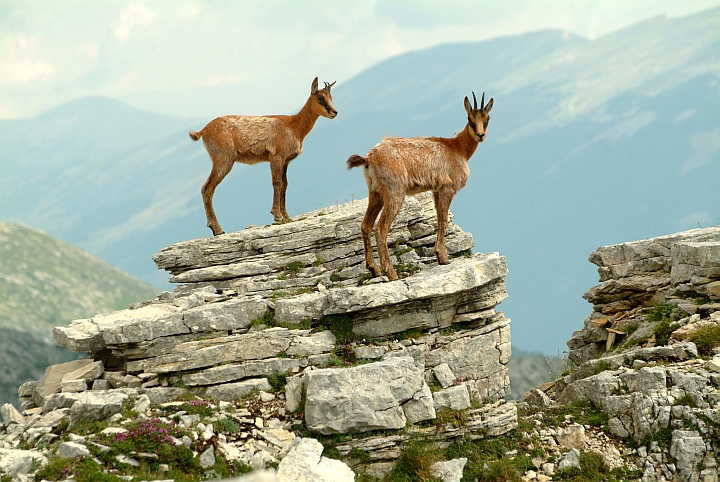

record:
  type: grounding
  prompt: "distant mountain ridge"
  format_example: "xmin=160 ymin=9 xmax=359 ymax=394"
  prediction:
xmin=0 ymin=221 xmax=159 ymax=405
xmin=0 ymin=8 xmax=718 ymax=354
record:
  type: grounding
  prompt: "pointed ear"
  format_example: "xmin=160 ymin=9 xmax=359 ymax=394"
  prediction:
xmin=311 ymin=77 xmax=319 ymax=94
xmin=464 ymin=96 xmax=472 ymax=116
xmin=484 ymin=98 xmax=494 ymax=114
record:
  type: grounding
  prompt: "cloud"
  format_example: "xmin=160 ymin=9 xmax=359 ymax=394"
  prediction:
xmin=114 ymin=4 xmax=156 ymax=39
xmin=0 ymin=36 xmax=54 ymax=84
xmin=681 ymin=127 xmax=720 ymax=173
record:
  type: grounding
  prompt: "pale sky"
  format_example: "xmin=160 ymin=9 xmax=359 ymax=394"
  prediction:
xmin=1 ymin=0 xmax=719 ymax=119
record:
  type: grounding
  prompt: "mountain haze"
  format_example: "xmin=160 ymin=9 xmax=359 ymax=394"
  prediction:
xmin=0 ymin=9 xmax=718 ymax=354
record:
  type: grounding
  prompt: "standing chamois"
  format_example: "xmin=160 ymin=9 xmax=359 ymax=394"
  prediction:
xmin=347 ymin=92 xmax=493 ymax=281
xmin=189 ymin=77 xmax=338 ymax=235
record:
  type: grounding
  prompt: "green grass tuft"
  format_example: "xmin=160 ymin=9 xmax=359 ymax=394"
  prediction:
xmin=688 ymin=325 xmax=720 ymax=356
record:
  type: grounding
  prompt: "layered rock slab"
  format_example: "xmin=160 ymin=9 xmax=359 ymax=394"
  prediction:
xmin=304 ymin=357 xmax=434 ymax=434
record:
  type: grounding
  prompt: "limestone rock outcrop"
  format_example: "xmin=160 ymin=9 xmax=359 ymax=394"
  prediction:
xmin=553 ymin=227 xmax=720 ymax=482
xmin=4 ymin=193 xmax=517 ymax=480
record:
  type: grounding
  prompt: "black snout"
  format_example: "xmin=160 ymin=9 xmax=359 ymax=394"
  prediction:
xmin=477 ymin=133 xmax=485 ymax=141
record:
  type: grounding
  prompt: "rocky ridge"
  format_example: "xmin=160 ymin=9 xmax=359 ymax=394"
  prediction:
xmin=0 ymin=193 xmax=518 ymax=481
xmin=526 ymin=227 xmax=720 ymax=482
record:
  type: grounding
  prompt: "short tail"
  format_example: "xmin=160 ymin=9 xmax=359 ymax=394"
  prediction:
xmin=346 ymin=154 xmax=367 ymax=170
xmin=189 ymin=130 xmax=202 ymax=141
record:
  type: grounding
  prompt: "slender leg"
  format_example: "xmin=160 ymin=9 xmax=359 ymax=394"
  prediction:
xmin=201 ymin=158 xmax=234 ymax=236
xmin=375 ymin=194 xmax=404 ymax=281
xmin=433 ymin=189 xmax=455 ymax=264
xmin=361 ymin=190 xmax=384 ymax=277
xmin=279 ymin=161 xmax=291 ymax=221
xmin=269 ymin=157 xmax=286 ymax=222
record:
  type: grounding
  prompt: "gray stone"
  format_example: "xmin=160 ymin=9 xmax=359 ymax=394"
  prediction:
xmin=127 ymin=329 xmax=293 ymax=373
xmin=401 ymin=383 xmax=436 ymax=423
xmin=285 ymin=375 xmax=304 ymax=413
xmin=116 ymin=454 xmax=140 ymax=467
xmin=44 ymin=391 xmax=129 ymax=427
xmin=32 ymin=359 xmax=95 ymax=406
xmin=621 ymin=366 xmax=667 ymax=393
xmin=182 ymin=357 xmax=302 ymax=387
xmin=61 ymin=379 xmax=88 ymax=393
xmin=354 ymin=345 xmax=388 ymax=359
xmin=18 ymin=381 xmax=37 ymax=398
xmin=197 ymin=378 xmax=273 ymax=400
xmin=1 ymin=403 xmax=25 ymax=425
xmin=523 ymin=388 xmax=552 ymax=408
xmin=199 ymin=445 xmax=216 ymax=468
xmin=91 ymin=379 xmax=111 ymax=391
xmin=274 ymin=292 xmax=329 ymax=324
xmin=33 ymin=409 xmax=69 ymax=429
xmin=56 ymin=441 xmax=91 ymax=458
xmin=431 ymin=457 xmax=468 ymax=482
xmin=433 ymin=385 xmax=471 ymax=411
xmin=558 ymin=448 xmax=581 ymax=470
xmin=555 ymin=423 xmax=586 ymax=450
xmin=304 ymin=357 xmax=427 ymax=434
xmin=669 ymin=430 xmax=705 ymax=482
xmin=286 ymin=330 xmax=336 ymax=357
xmin=432 ymin=363 xmax=456 ymax=388
xmin=182 ymin=297 xmax=268 ymax=333
xmin=61 ymin=360 xmax=104 ymax=384
xmin=276 ymin=438 xmax=355 ymax=482
xmin=133 ymin=394 xmax=151 ymax=413
xmin=144 ymin=387 xmax=188 ymax=404
xmin=0 ymin=448 xmax=47 ymax=477
xmin=170 ymin=262 xmax=272 ymax=283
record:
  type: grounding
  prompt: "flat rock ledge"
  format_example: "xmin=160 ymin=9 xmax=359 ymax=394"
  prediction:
xmin=9 ymin=194 xmax=518 ymax=478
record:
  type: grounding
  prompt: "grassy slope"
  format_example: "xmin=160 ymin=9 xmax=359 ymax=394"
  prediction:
xmin=0 ymin=220 xmax=160 ymax=405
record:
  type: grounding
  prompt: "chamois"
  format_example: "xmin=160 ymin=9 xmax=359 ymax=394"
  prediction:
xmin=347 ymin=92 xmax=494 ymax=281
xmin=189 ymin=77 xmax=338 ymax=235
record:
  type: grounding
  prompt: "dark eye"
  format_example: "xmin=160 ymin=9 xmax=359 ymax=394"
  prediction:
xmin=318 ymin=95 xmax=325 ymax=102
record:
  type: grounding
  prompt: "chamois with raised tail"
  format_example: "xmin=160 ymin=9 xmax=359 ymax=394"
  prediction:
xmin=347 ymin=91 xmax=493 ymax=281
xmin=189 ymin=77 xmax=338 ymax=235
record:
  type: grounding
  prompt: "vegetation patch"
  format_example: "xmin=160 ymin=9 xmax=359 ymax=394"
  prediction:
xmin=688 ymin=325 xmax=720 ymax=356
xmin=675 ymin=393 xmax=697 ymax=408
xmin=450 ymin=249 xmax=473 ymax=259
xmin=555 ymin=450 xmax=642 ymax=481
xmin=592 ymin=360 xmax=613 ymax=375
xmin=653 ymin=320 xmax=674 ymax=347
xmin=385 ymin=439 xmax=443 ymax=482
xmin=283 ymin=261 xmax=305 ymax=276
xmin=646 ymin=302 xmax=684 ymax=323
xmin=215 ymin=417 xmax=242 ymax=434
xmin=393 ymin=263 xmax=421 ymax=278
xmin=267 ymin=372 xmax=288 ymax=392
xmin=320 ymin=314 xmax=356 ymax=344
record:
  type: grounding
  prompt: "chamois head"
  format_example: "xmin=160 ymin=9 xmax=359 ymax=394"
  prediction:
xmin=463 ymin=91 xmax=493 ymax=142
xmin=310 ymin=77 xmax=338 ymax=119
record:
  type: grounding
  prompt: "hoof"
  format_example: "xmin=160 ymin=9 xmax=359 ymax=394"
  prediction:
xmin=213 ymin=231 xmax=225 ymax=236
xmin=368 ymin=266 xmax=382 ymax=277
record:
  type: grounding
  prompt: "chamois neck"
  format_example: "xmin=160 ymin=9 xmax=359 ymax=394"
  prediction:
xmin=454 ymin=124 xmax=479 ymax=160
xmin=289 ymin=98 xmax=320 ymax=141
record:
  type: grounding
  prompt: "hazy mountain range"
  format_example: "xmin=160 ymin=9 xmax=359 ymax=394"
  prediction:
xmin=1 ymin=8 xmax=718 ymax=355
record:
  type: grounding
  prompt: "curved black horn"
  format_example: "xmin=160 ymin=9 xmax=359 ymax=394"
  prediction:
xmin=472 ymin=91 xmax=477 ymax=111
xmin=481 ymin=92 xmax=485 ymax=110
xmin=324 ymin=81 xmax=336 ymax=91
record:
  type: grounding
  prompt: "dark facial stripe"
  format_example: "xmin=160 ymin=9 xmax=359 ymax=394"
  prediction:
xmin=317 ymin=96 xmax=332 ymax=112
xmin=468 ymin=119 xmax=477 ymax=131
